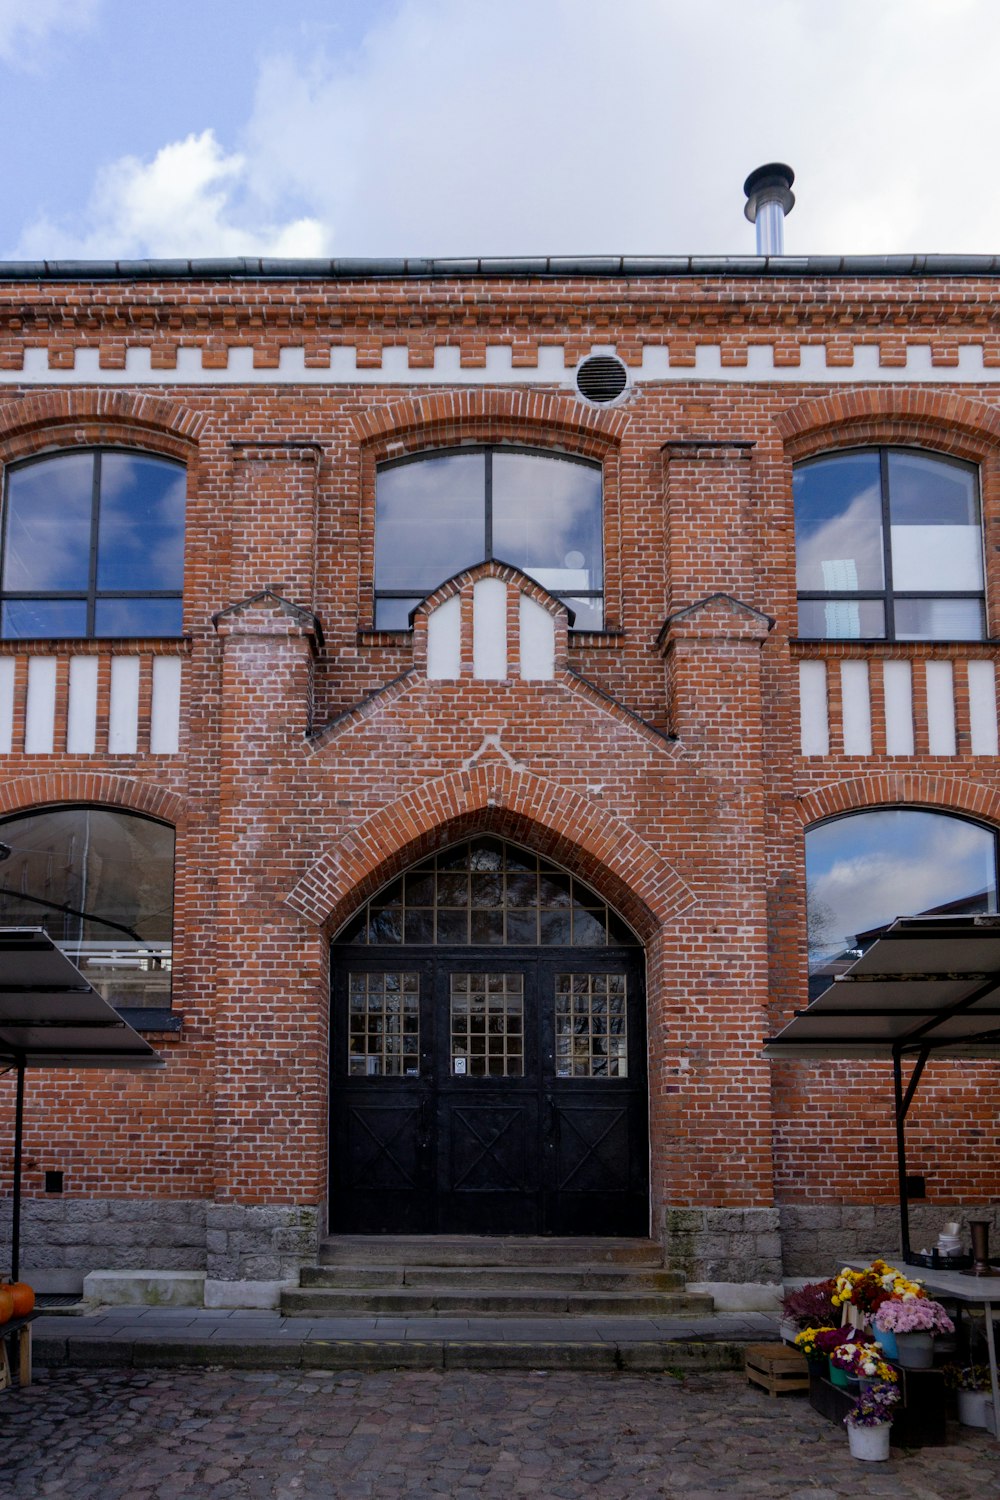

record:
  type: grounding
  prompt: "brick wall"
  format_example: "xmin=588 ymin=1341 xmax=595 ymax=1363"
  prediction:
xmin=0 ymin=271 xmax=998 ymax=1283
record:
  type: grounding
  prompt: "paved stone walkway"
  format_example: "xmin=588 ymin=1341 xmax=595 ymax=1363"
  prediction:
xmin=29 ymin=1306 xmax=780 ymax=1374
xmin=0 ymin=1365 xmax=997 ymax=1498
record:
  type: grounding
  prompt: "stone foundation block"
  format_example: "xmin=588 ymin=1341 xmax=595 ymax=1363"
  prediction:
xmin=662 ymin=1206 xmax=783 ymax=1283
xmin=84 ymin=1269 xmax=206 ymax=1307
xmin=204 ymin=1278 xmax=294 ymax=1310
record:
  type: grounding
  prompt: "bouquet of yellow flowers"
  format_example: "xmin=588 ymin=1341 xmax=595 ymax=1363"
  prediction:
xmin=793 ymin=1325 xmax=836 ymax=1361
xmin=831 ymin=1259 xmax=925 ymax=1314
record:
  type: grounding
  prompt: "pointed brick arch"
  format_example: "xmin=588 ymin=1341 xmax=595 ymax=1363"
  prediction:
xmin=286 ymin=764 xmax=693 ymax=942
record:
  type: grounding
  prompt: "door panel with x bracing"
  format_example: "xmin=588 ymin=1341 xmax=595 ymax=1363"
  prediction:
xmin=330 ymin=949 xmax=646 ymax=1235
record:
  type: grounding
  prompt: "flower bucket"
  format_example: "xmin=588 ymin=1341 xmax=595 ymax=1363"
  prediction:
xmin=829 ymin=1359 xmax=850 ymax=1387
xmin=894 ymin=1330 xmax=934 ymax=1369
xmin=957 ymin=1389 xmax=990 ymax=1428
xmin=846 ymin=1419 xmax=891 ymax=1462
xmin=875 ymin=1328 xmax=898 ymax=1360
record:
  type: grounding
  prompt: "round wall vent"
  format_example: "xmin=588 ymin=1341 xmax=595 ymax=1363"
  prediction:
xmin=575 ymin=354 xmax=629 ymax=405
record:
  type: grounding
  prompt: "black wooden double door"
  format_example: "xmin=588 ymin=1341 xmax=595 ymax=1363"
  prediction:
xmin=330 ymin=948 xmax=648 ymax=1235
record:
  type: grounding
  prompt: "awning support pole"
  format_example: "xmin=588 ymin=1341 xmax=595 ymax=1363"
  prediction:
xmin=893 ymin=1044 xmax=930 ymax=1265
xmin=11 ymin=1058 xmax=24 ymax=1283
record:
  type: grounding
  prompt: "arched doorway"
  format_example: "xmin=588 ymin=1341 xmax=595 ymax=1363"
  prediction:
xmin=330 ymin=835 xmax=648 ymax=1235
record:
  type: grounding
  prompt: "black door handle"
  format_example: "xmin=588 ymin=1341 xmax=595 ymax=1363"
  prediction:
xmin=545 ymin=1096 xmax=558 ymax=1141
xmin=418 ymin=1095 xmax=432 ymax=1148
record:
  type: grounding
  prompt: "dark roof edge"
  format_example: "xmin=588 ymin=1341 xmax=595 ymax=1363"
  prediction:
xmin=5 ymin=254 xmax=1000 ymax=282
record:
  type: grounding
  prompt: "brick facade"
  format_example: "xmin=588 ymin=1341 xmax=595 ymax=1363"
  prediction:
xmin=1 ymin=265 xmax=999 ymax=1291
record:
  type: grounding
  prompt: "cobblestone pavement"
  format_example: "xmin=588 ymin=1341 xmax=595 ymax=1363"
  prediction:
xmin=0 ymin=1366 xmax=997 ymax=1499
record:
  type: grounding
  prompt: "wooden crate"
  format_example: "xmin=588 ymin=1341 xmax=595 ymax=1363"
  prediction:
xmin=745 ymin=1342 xmax=810 ymax=1397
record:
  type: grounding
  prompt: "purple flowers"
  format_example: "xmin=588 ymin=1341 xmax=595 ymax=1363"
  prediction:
xmin=844 ymin=1381 xmax=900 ymax=1429
xmin=781 ymin=1279 xmax=838 ymax=1329
xmin=813 ymin=1326 xmax=858 ymax=1356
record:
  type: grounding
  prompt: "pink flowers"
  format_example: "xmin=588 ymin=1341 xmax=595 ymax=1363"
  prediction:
xmin=874 ymin=1298 xmax=954 ymax=1335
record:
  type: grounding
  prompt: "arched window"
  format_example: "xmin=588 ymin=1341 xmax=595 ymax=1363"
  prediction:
xmin=805 ymin=809 xmax=998 ymax=996
xmin=0 ymin=806 xmax=174 ymax=1010
xmin=374 ymin=446 xmax=603 ymax=629
xmin=0 ymin=449 xmax=186 ymax=638
xmin=340 ymin=835 xmax=639 ymax=947
xmin=794 ymin=449 xmax=984 ymax=641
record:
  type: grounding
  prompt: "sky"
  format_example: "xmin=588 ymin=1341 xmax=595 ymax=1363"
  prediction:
xmin=3 ymin=0 xmax=1000 ymax=261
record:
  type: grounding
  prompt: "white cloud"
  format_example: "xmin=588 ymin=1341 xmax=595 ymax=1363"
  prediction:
xmin=234 ymin=0 xmax=1000 ymax=257
xmin=12 ymin=0 xmax=1000 ymax=259
xmin=0 ymin=0 xmax=99 ymax=65
xmin=14 ymin=131 xmax=329 ymax=260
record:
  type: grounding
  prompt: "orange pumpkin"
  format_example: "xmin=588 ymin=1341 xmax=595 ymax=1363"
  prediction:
xmin=1 ymin=1282 xmax=34 ymax=1318
xmin=0 ymin=1287 xmax=13 ymax=1325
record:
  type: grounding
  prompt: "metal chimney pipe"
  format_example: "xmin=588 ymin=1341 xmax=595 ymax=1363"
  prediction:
xmin=743 ymin=163 xmax=795 ymax=255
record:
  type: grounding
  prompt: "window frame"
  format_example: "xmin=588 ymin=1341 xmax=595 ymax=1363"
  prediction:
xmin=0 ymin=446 xmax=187 ymax=640
xmin=803 ymin=805 xmax=1000 ymax=995
xmin=374 ymin=443 xmax=605 ymax=630
xmin=0 ymin=802 xmax=178 ymax=1028
xmin=793 ymin=445 xmax=986 ymax=642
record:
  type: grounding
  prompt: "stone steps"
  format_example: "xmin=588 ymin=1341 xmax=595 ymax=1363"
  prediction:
xmin=281 ymin=1286 xmax=715 ymax=1316
xmin=300 ymin=1264 xmax=686 ymax=1292
xmin=282 ymin=1236 xmax=714 ymax=1319
xmin=317 ymin=1235 xmax=665 ymax=1267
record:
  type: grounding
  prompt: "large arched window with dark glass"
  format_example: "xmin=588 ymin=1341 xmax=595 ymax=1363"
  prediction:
xmin=0 ymin=807 xmax=174 ymax=1011
xmin=341 ymin=836 xmax=639 ymax=949
xmin=374 ymin=447 xmax=604 ymax=629
xmin=794 ymin=449 xmax=985 ymax=641
xmin=0 ymin=449 xmax=186 ymax=638
xmin=805 ymin=809 xmax=998 ymax=997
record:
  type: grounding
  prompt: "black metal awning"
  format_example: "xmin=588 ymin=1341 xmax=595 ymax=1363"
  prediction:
xmin=764 ymin=914 xmax=1000 ymax=1263
xmin=0 ymin=927 xmax=167 ymax=1069
xmin=764 ymin=915 xmax=1000 ymax=1062
xmin=0 ymin=928 xmax=163 ymax=1280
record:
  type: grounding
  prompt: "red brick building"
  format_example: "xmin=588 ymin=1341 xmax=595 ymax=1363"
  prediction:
xmin=1 ymin=248 xmax=998 ymax=1304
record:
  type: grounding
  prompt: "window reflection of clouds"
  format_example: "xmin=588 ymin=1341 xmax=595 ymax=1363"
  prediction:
xmin=794 ymin=458 xmax=884 ymax=591
xmin=375 ymin=452 xmax=485 ymax=591
xmin=1 ymin=450 xmax=186 ymax=638
xmin=887 ymin=452 xmax=978 ymax=528
xmin=805 ymin=811 xmax=997 ymax=969
xmin=96 ymin=455 xmax=186 ymax=591
xmin=492 ymin=455 xmax=602 ymax=581
xmin=374 ymin=449 xmax=603 ymax=622
xmin=3 ymin=453 xmax=94 ymax=591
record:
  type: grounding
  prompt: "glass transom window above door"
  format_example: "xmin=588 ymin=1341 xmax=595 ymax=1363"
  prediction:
xmin=339 ymin=836 xmax=639 ymax=948
xmin=374 ymin=447 xmax=604 ymax=629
